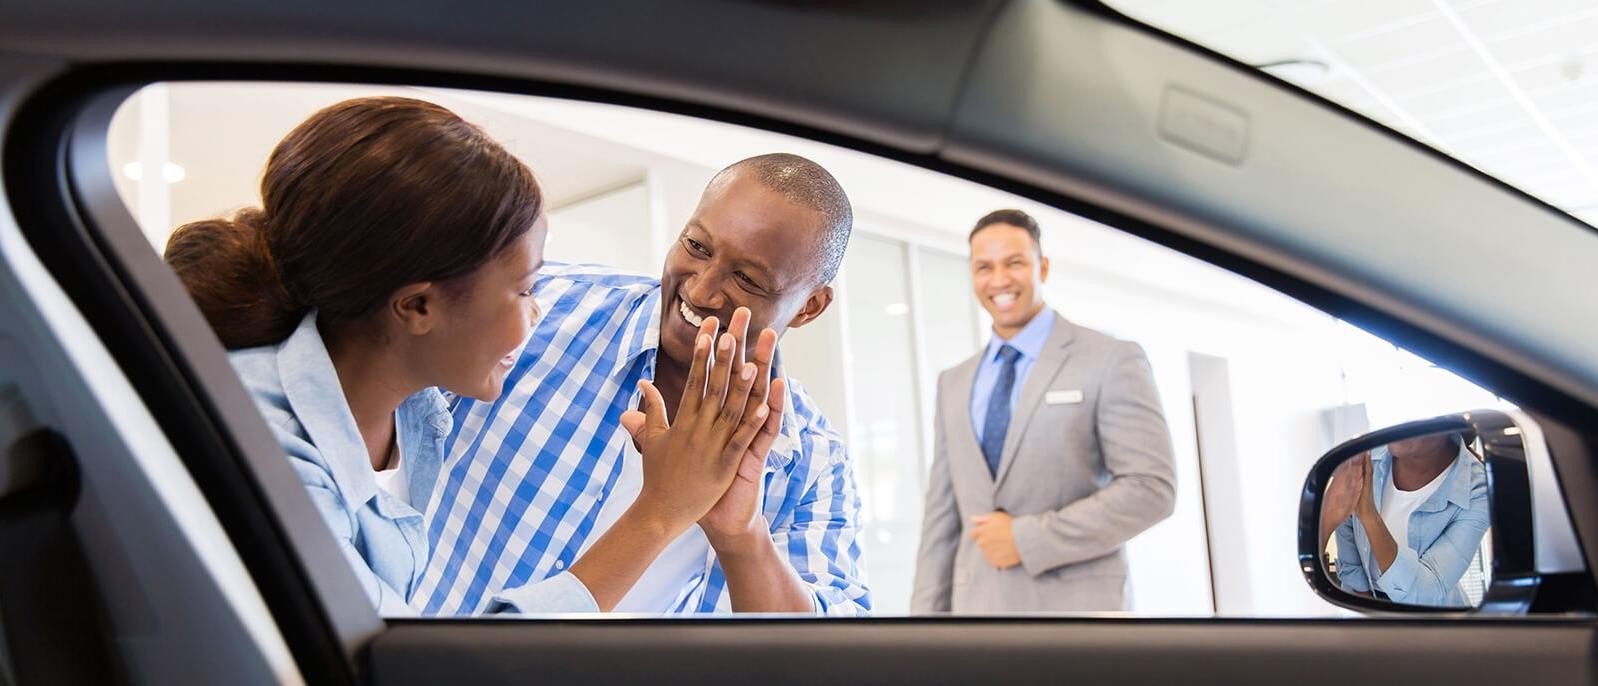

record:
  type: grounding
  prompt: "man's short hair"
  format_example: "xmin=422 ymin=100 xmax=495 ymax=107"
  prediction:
xmin=717 ymin=153 xmax=853 ymax=284
xmin=970 ymin=209 xmax=1042 ymax=248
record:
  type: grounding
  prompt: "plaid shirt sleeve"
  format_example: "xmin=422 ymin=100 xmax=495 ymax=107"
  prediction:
xmin=770 ymin=388 xmax=871 ymax=616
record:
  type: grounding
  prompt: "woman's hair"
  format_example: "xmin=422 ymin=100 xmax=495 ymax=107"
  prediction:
xmin=164 ymin=96 xmax=542 ymax=349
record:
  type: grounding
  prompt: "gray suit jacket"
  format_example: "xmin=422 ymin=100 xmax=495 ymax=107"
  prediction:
xmin=911 ymin=312 xmax=1177 ymax=613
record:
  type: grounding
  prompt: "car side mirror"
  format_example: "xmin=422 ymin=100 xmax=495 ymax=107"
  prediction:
xmin=1298 ymin=410 xmax=1540 ymax=613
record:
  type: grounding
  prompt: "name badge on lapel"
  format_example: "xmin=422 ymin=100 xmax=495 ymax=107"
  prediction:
xmin=1045 ymin=389 xmax=1084 ymax=405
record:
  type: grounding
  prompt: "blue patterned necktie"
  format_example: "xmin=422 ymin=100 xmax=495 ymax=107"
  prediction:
xmin=981 ymin=345 xmax=1022 ymax=477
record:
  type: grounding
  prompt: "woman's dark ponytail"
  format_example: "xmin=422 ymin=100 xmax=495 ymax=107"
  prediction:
xmin=165 ymin=208 xmax=304 ymax=348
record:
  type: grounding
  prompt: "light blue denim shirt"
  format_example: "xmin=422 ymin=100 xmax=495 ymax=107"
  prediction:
xmin=969 ymin=308 xmax=1056 ymax=442
xmin=1332 ymin=440 xmax=1490 ymax=606
xmin=229 ymin=311 xmax=597 ymax=616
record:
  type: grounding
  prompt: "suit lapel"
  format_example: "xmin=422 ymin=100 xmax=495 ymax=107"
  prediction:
xmin=993 ymin=313 xmax=1073 ymax=490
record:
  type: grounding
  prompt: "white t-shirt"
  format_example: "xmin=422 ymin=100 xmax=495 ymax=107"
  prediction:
xmin=1379 ymin=464 xmax=1449 ymax=550
xmin=373 ymin=416 xmax=411 ymax=508
xmin=582 ymin=436 xmax=716 ymax=613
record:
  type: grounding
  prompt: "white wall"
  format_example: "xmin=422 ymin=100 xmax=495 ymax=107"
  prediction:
xmin=546 ymin=182 xmax=655 ymax=274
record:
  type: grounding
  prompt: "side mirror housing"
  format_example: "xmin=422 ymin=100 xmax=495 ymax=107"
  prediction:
xmin=1298 ymin=410 xmax=1540 ymax=613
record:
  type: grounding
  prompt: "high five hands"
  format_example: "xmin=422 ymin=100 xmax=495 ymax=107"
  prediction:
xmin=570 ymin=307 xmax=785 ymax=611
xmin=620 ymin=307 xmax=784 ymax=542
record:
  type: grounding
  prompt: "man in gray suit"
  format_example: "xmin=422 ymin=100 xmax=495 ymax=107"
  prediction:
xmin=911 ymin=209 xmax=1177 ymax=613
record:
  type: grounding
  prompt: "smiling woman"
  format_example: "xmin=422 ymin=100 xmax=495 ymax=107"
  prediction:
xmin=161 ymin=95 xmax=563 ymax=614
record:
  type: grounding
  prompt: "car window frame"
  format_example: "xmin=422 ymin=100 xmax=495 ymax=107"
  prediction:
xmin=8 ymin=61 xmax=1598 ymax=681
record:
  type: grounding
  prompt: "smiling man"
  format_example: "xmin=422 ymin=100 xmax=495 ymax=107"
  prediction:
xmin=911 ymin=209 xmax=1175 ymax=613
xmin=411 ymin=153 xmax=868 ymax=615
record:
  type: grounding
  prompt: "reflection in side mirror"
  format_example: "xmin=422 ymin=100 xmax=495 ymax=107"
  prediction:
xmin=1300 ymin=410 xmax=1538 ymax=613
xmin=1317 ymin=430 xmax=1490 ymax=609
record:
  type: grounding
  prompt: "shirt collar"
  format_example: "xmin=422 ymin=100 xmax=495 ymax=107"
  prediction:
xmin=277 ymin=311 xmax=448 ymax=514
xmin=1370 ymin=441 xmax=1477 ymax=511
xmin=984 ymin=306 xmax=1055 ymax=364
xmin=1437 ymin=442 xmax=1479 ymax=510
xmin=628 ymin=287 xmax=664 ymax=365
xmin=276 ymin=311 xmax=381 ymax=509
xmin=764 ymin=349 xmax=802 ymax=471
xmin=397 ymin=388 xmax=453 ymax=435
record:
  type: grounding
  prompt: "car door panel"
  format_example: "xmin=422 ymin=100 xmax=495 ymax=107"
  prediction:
xmin=368 ymin=619 xmax=1597 ymax=685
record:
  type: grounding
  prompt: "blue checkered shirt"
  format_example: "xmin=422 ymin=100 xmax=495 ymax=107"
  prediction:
xmin=411 ymin=263 xmax=870 ymax=615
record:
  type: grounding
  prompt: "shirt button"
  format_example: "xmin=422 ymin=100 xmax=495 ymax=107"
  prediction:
xmin=554 ymin=559 xmax=567 ymax=570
